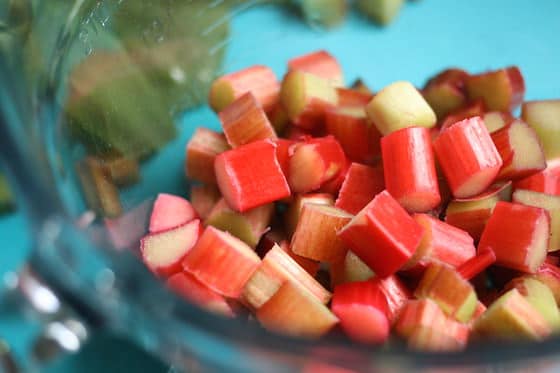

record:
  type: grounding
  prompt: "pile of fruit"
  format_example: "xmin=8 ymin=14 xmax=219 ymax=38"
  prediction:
xmin=135 ymin=50 xmax=560 ymax=351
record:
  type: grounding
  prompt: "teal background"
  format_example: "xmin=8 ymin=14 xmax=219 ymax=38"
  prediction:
xmin=1 ymin=0 xmax=560 ymax=371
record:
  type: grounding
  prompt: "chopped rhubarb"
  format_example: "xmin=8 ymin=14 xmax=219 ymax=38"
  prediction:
xmin=330 ymin=251 xmax=375 ymax=287
xmin=256 ymin=281 xmax=338 ymax=338
xmin=209 ymin=65 xmax=279 ymax=113
xmin=336 ymin=88 xmax=373 ymax=107
xmin=374 ymin=275 xmax=412 ymax=324
xmin=167 ymin=272 xmax=234 ymax=317
xmin=291 ymin=204 xmax=352 ymax=262
xmin=206 ymin=198 xmax=273 ymax=248
xmin=317 ymin=157 xmax=350 ymax=195
xmin=407 ymin=317 xmax=469 ymax=352
xmin=457 ymin=248 xmax=496 ymax=281
xmin=423 ymin=68 xmax=468 ymax=120
xmin=219 ymin=92 xmax=277 ymax=148
xmin=338 ymin=190 xmax=424 ymax=277
xmin=351 ymin=78 xmax=373 ymax=95
xmin=331 ymin=281 xmax=390 ymax=344
xmin=182 ymin=226 xmax=261 ymax=298
xmin=478 ymin=201 xmax=550 ymax=273
xmin=141 ymin=219 xmax=201 ymax=277
xmin=483 ymin=111 xmax=514 ymax=133
xmin=395 ymin=299 xmax=450 ymax=341
xmin=76 ymin=157 xmax=122 ymax=218
xmin=149 ymin=193 xmax=197 ymax=234
xmin=288 ymin=136 xmax=346 ymax=193
xmin=189 ymin=184 xmax=221 ymax=220
xmin=365 ymin=81 xmax=436 ymax=136
xmin=285 ymin=193 xmax=334 ymax=237
xmin=522 ymin=100 xmax=560 ymax=160
xmin=439 ymin=99 xmax=486 ymax=131
xmin=274 ymin=138 xmax=296 ymax=178
xmin=513 ymin=159 xmax=560 ymax=196
xmin=535 ymin=263 xmax=560 ymax=305
xmin=268 ymin=105 xmax=290 ymax=135
xmin=215 ymin=139 xmax=291 ymax=212
xmin=185 ymin=128 xmax=230 ymax=185
xmin=382 ymin=126 xmax=441 ymax=212
xmin=433 ymin=117 xmax=503 ymax=198
xmin=335 ymin=163 xmax=385 ymax=214
xmin=466 ymin=66 xmax=525 ymax=112
xmin=288 ymin=50 xmax=344 ymax=86
xmin=491 ymin=120 xmax=546 ymax=181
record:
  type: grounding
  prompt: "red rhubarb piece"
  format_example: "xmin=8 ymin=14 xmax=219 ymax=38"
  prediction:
xmin=457 ymin=248 xmax=496 ymax=280
xmin=433 ymin=116 xmax=503 ymax=198
xmin=141 ymin=219 xmax=202 ymax=277
xmin=209 ymin=65 xmax=279 ymax=113
xmin=219 ymin=92 xmax=277 ymax=148
xmin=335 ymin=163 xmax=384 ymax=214
xmin=288 ymin=50 xmax=344 ymax=86
xmin=382 ymin=126 xmax=441 ymax=212
xmin=284 ymin=193 xmax=334 ymax=237
xmin=423 ymin=68 xmax=469 ymax=120
xmin=331 ymin=281 xmax=390 ymax=344
xmin=394 ymin=299 xmax=446 ymax=338
xmin=338 ymin=190 xmax=424 ymax=277
xmin=149 ymin=193 xmax=197 ymax=234
xmin=189 ymin=184 xmax=221 ymax=220
xmin=466 ymin=66 xmax=525 ymax=112
xmin=185 ymin=128 xmax=230 ymax=185
xmin=274 ymin=138 xmax=296 ymax=178
xmin=373 ymin=275 xmax=412 ymax=324
xmin=214 ymin=139 xmax=291 ymax=212
xmin=478 ymin=201 xmax=550 ymax=273
xmin=439 ymin=99 xmax=486 ymax=131
xmin=336 ymin=88 xmax=373 ymax=107
xmin=182 ymin=226 xmax=261 ymax=298
xmin=513 ymin=159 xmax=560 ymax=196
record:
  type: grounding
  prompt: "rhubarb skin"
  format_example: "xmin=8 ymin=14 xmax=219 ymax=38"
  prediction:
xmin=478 ymin=201 xmax=550 ymax=273
xmin=209 ymin=65 xmax=279 ymax=113
xmin=366 ymin=81 xmax=436 ymax=136
xmin=491 ymin=120 xmax=546 ymax=181
xmin=513 ymin=159 xmax=560 ymax=196
xmin=219 ymin=92 xmax=277 ymax=148
xmin=274 ymin=138 xmax=296 ymax=178
xmin=189 ymin=184 xmax=221 ymax=220
xmin=256 ymin=281 xmax=339 ymax=339
xmin=407 ymin=316 xmax=469 ymax=352
xmin=439 ymin=99 xmax=486 ymax=131
xmin=167 ymin=272 xmax=234 ymax=317
xmin=257 ymin=232 xmax=320 ymax=276
xmin=331 ymin=281 xmax=390 ymax=344
xmin=291 ymin=204 xmax=352 ymax=262
xmin=335 ymin=163 xmax=385 ymax=214
xmin=394 ymin=298 xmax=446 ymax=339
xmin=325 ymin=106 xmax=380 ymax=164
xmin=284 ymin=193 xmax=334 ymax=237
xmin=149 ymin=193 xmax=197 ymax=234
xmin=457 ymin=248 xmax=496 ymax=280
xmin=433 ymin=117 xmax=503 ymax=199
xmin=374 ymin=275 xmax=412 ymax=324
xmin=382 ymin=126 xmax=441 ymax=212
xmin=522 ymin=100 xmax=560 ymax=160
xmin=287 ymin=50 xmax=344 ymax=87
xmin=182 ymin=226 xmax=261 ymax=299
xmin=466 ymin=66 xmax=525 ymax=112
xmin=185 ymin=127 xmax=230 ymax=185
xmin=214 ymin=139 xmax=291 ymax=212
xmin=338 ymin=190 xmax=424 ymax=277
xmin=281 ymin=70 xmax=338 ymax=130
xmin=336 ymin=88 xmax=373 ymax=107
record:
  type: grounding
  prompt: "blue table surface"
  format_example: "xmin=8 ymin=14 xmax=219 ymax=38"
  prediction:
xmin=2 ymin=0 xmax=560 ymax=371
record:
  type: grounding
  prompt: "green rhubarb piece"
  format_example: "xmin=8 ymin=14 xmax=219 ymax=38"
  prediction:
xmin=0 ymin=173 xmax=15 ymax=213
xmin=357 ymin=0 xmax=405 ymax=26
xmin=301 ymin=0 xmax=347 ymax=28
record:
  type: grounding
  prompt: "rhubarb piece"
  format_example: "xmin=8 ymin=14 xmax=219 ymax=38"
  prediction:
xmin=465 ymin=66 xmax=525 ymax=112
xmin=280 ymin=240 xmax=320 ymax=276
xmin=478 ymin=201 xmax=550 ymax=273
xmin=351 ymin=78 xmax=373 ymax=95
xmin=274 ymin=138 xmax=296 ymax=179
xmin=473 ymin=288 xmax=551 ymax=340
xmin=335 ymin=163 xmax=384 ymax=214
xmin=331 ymin=281 xmax=390 ymax=344
xmin=457 ymin=248 xmax=496 ymax=280
xmin=101 ymin=156 xmax=140 ymax=187
xmin=374 ymin=275 xmax=412 ymax=323
xmin=522 ymin=100 xmax=560 ymax=160
xmin=268 ymin=105 xmax=290 ymax=135
xmin=141 ymin=219 xmax=202 ymax=277
xmin=469 ymin=301 xmax=487 ymax=326
xmin=167 ymin=272 xmax=233 ymax=316
xmin=357 ymin=0 xmax=404 ymax=26
xmin=76 ymin=157 xmax=122 ymax=218
xmin=439 ymin=99 xmax=486 ymax=131
xmin=281 ymin=70 xmax=338 ymax=130
xmin=433 ymin=117 xmax=503 ymax=198
xmin=301 ymin=0 xmax=347 ymax=29
xmin=336 ymin=88 xmax=373 ymax=107
xmin=291 ymin=204 xmax=352 ymax=262
xmin=491 ymin=120 xmax=546 ymax=181
xmin=219 ymin=92 xmax=277 ymax=148
xmin=189 ymin=184 xmax=221 ymax=220
xmin=325 ymin=107 xmax=380 ymax=164
xmin=185 ymin=128 xmax=230 ymax=185
xmin=288 ymin=50 xmax=344 ymax=87
xmin=414 ymin=262 xmax=477 ymax=322
xmin=534 ymin=263 xmax=560 ymax=305
xmin=407 ymin=316 xmax=469 ymax=352
xmin=285 ymin=193 xmax=334 ymax=237
xmin=444 ymin=182 xmax=512 ymax=241
xmin=507 ymin=277 xmax=560 ymax=331
xmin=423 ymin=69 xmax=468 ymax=120
xmin=483 ymin=111 xmax=514 ymax=133
xmin=425 ymin=68 xmax=469 ymax=90
xmin=182 ymin=226 xmax=261 ymax=298
xmin=513 ymin=159 xmax=560 ymax=196
xmin=209 ymin=65 xmax=279 ymax=113
xmin=365 ymin=81 xmax=436 ymax=136
xmin=338 ymin=190 xmax=424 ymax=277
xmin=288 ymin=136 xmax=346 ymax=193
xmin=206 ymin=198 xmax=273 ymax=248
xmin=404 ymin=214 xmax=476 ymax=273
xmin=242 ymin=244 xmax=330 ymax=309
xmin=215 ymin=139 xmax=291 ymax=212
xmin=513 ymin=189 xmax=560 ymax=252
xmin=256 ymin=281 xmax=338 ymax=338
xmin=317 ymin=157 xmax=350 ymax=195
xmin=330 ymin=251 xmax=375 ymax=286
xmin=395 ymin=299 xmax=446 ymax=338
xmin=105 ymin=199 xmax=152 ymax=250
xmin=382 ymin=127 xmax=441 ymax=212
xmin=149 ymin=193 xmax=197 ymax=234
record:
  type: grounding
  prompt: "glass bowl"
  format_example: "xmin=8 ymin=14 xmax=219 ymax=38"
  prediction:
xmin=1 ymin=0 xmax=560 ymax=371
